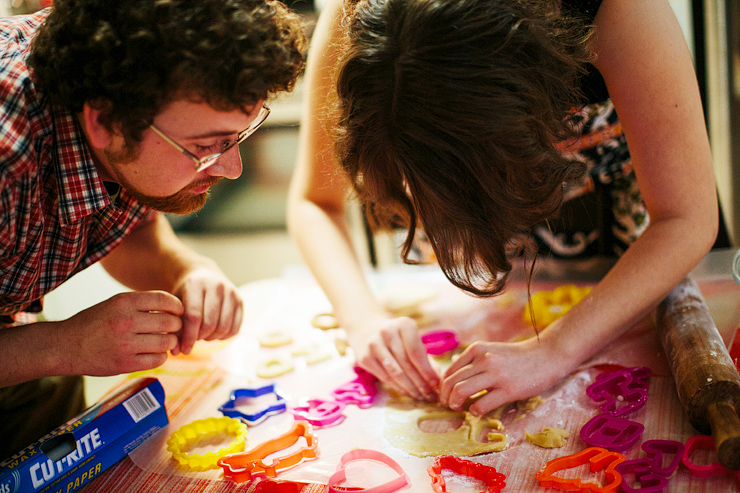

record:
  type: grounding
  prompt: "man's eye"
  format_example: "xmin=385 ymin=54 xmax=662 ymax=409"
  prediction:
xmin=196 ymin=139 xmax=232 ymax=153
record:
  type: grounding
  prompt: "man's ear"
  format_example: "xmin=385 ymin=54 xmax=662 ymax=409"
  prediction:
xmin=80 ymin=100 xmax=114 ymax=149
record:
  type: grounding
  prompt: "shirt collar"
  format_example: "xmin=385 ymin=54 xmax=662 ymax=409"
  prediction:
xmin=52 ymin=105 xmax=113 ymax=225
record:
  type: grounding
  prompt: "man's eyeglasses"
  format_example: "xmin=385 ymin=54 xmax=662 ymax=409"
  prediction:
xmin=149 ymin=105 xmax=270 ymax=173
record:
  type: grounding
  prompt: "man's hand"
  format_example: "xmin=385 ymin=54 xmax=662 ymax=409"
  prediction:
xmin=61 ymin=291 xmax=183 ymax=375
xmin=171 ymin=267 xmax=243 ymax=355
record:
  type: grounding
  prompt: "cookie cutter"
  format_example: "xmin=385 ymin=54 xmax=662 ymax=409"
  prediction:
xmin=523 ymin=284 xmax=591 ymax=327
xmin=219 ymin=383 xmax=288 ymax=426
xmin=326 ymin=448 xmax=410 ymax=493
xmin=681 ymin=435 xmax=740 ymax=480
xmin=614 ymin=459 xmax=668 ymax=493
xmin=427 ymin=455 xmax=506 ymax=493
xmin=535 ymin=446 xmax=625 ymax=493
xmin=289 ymin=398 xmax=346 ymax=428
xmin=640 ymin=439 xmax=684 ymax=477
xmin=218 ymin=421 xmax=318 ymax=483
xmin=331 ymin=366 xmax=378 ymax=408
xmin=586 ymin=367 xmax=651 ymax=417
xmin=420 ymin=329 xmax=459 ymax=355
xmin=580 ymin=414 xmax=644 ymax=451
xmin=166 ymin=416 xmax=248 ymax=471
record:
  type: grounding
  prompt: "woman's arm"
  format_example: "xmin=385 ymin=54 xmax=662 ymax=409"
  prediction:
xmin=440 ymin=0 xmax=717 ymax=415
xmin=287 ymin=0 xmax=440 ymax=400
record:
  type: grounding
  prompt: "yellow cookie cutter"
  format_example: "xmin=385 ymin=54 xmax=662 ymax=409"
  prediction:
xmin=523 ymin=284 xmax=591 ymax=327
xmin=166 ymin=416 xmax=248 ymax=471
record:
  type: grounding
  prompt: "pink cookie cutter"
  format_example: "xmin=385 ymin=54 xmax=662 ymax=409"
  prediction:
xmin=326 ymin=448 xmax=410 ymax=493
xmin=289 ymin=398 xmax=346 ymax=428
xmin=586 ymin=367 xmax=651 ymax=417
xmin=420 ymin=329 xmax=459 ymax=355
xmin=681 ymin=435 xmax=740 ymax=480
xmin=580 ymin=414 xmax=644 ymax=452
xmin=331 ymin=367 xmax=379 ymax=408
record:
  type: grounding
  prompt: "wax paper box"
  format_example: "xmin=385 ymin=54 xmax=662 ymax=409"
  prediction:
xmin=0 ymin=377 xmax=168 ymax=493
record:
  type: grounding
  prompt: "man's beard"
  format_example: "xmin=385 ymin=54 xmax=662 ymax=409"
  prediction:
xmin=105 ymin=147 xmax=219 ymax=215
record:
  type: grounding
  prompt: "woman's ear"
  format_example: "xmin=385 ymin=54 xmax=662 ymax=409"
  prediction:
xmin=80 ymin=101 xmax=114 ymax=149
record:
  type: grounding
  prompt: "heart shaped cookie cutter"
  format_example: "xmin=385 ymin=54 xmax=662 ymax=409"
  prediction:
xmin=427 ymin=455 xmax=506 ymax=493
xmin=218 ymin=421 xmax=318 ymax=483
xmin=326 ymin=448 xmax=410 ymax=493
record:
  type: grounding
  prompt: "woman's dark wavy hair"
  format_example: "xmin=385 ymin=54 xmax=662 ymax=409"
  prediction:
xmin=333 ymin=0 xmax=592 ymax=297
xmin=29 ymin=0 xmax=307 ymax=145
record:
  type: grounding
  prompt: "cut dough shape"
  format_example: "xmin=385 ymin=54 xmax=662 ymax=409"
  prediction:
xmin=256 ymin=356 xmax=294 ymax=378
xmin=259 ymin=331 xmax=293 ymax=348
xmin=525 ymin=427 xmax=569 ymax=448
xmin=384 ymin=402 xmax=508 ymax=457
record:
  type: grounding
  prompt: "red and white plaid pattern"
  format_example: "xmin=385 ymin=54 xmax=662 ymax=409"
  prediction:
xmin=0 ymin=11 xmax=152 ymax=320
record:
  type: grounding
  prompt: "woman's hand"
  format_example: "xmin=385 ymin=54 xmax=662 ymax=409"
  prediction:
xmin=350 ymin=316 xmax=441 ymax=401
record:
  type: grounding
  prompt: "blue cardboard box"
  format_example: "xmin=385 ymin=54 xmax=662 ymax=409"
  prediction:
xmin=0 ymin=377 xmax=168 ymax=493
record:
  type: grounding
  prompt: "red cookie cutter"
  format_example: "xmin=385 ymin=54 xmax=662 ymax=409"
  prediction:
xmin=289 ymin=398 xmax=346 ymax=428
xmin=218 ymin=421 xmax=318 ymax=483
xmin=326 ymin=448 xmax=410 ymax=493
xmin=586 ymin=367 xmax=651 ymax=417
xmin=681 ymin=435 xmax=740 ymax=480
xmin=420 ymin=330 xmax=459 ymax=355
xmin=535 ymin=446 xmax=626 ymax=493
xmin=580 ymin=414 xmax=644 ymax=452
xmin=615 ymin=459 xmax=668 ymax=493
xmin=427 ymin=455 xmax=506 ymax=493
xmin=331 ymin=367 xmax=378 ymax=408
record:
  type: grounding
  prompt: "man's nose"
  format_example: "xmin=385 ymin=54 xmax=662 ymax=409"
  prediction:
xmin=206 ymin=147 xmax=243 ymax=180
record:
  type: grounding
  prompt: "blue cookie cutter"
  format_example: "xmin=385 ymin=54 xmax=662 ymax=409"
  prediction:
xmin=219 ymin=383 xmax=288 ymax=426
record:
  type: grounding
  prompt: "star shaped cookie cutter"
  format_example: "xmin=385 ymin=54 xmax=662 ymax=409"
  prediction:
xmin=218 ymin=383 xmax=288 ymax=426
xmin=427 ymin=455 xmax=506 ymax=493
xmin=218 ymin=421 xmax=318 ymax=483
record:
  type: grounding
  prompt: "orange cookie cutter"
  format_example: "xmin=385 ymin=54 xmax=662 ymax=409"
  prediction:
xmin=218 ymin=421 xmax=318 ymax=483
xmin=535 ymin=446 xmax=625 ymax=493
xmin=427 ymin=455 xmax=506 ymax=493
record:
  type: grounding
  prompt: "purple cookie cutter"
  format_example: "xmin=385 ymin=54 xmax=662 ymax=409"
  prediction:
xmin=421 ymin=329 xmax=459 ymax=355
xmin=219 ymin=383 xmax=287 ymax=426
xmin=641 ymin=439 xmax=684 ymax=477
xmin=580 ymin=414 xmax=644 ymax=452
xmin=615 ymin=459 xmax=668 ymax=493
xmin=586 ymin=367 xmax=651 ymax=417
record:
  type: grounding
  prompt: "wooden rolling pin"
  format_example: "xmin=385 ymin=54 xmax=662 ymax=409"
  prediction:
xmin=656 ymin=276 xmax=740 ymax=470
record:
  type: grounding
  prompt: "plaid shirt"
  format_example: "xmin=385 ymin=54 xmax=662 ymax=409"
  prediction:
xmin=0 ymin=11 xmax=152 ymax=319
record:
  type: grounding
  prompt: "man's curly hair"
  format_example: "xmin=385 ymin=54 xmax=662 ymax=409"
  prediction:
xmin=333 ymin=0 xmax=592 ymax=297
xmin=29 ymin=0 xmax=307 ymax=144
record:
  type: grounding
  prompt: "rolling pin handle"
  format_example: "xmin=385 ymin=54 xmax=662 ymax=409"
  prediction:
xmin=708 ymin=400 xmax=740 ymax=470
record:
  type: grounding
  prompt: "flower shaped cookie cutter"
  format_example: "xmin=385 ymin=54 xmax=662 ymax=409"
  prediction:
xmin=420 ymin=329 xmax=459 ymax=355
xmin=326 ymin=448 xmax=410 ymax=493
xmin=218 ymin=383 xmax=288 ymax=426
xmin=427 ymin=455 xmax=506 ymax=493
xmin=166 ymin=416 xmax=248 ymax=471
xmin=218 ymin=421 xmax=318 ymax=483
xmin=289 ymin=398 xmax=346 ymax=428
xmin=535 ymin=446 xmax=625 ymax=493
xmin=681 ymin=435 xmax=740 ymax=480
xmin=580 ymin=414 xmax=644 ymax=452
xmin=586 ymin=367 xmax=651 ymax=417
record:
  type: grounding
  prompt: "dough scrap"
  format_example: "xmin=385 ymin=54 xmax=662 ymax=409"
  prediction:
xmin=258 ymin=331 xmax=293 ymax=348
xmin=525 ymin=427 xmax=569 ymax=448
xmin=383 ymin=401 xmax=508 ymax=457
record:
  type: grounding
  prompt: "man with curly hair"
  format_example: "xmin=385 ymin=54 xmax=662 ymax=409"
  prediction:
xmin=0 ymin=0 xmax=306 ymax=456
